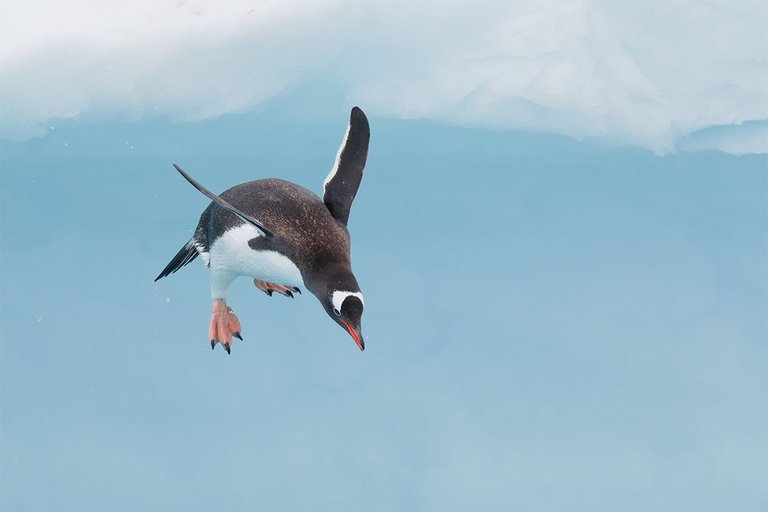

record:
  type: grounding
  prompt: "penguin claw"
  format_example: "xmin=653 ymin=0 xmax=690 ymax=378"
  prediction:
xmin=233 ymin=332 xmax=242 ymax=341
xmin=211 ymin=340 xmax=216 ymax=350
xmin=266 ymin=289 xmax=273 ymax=297
xmin=293 ymin=287 xmax=301 ymax=294
xmin=223 ymin=343 xmax=231 ymax=355
xmin=285 ymin=290 xmax=294 ymax=299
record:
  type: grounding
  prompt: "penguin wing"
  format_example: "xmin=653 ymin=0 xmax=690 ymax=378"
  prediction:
xmin=322 ymin=107 xmax=370 ymax=226
xmin=172 ymin=164 xmax=275 ymax=239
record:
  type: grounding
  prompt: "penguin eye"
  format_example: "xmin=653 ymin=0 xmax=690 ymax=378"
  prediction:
xmin=333 ymin=307 xmax=341 ymax=316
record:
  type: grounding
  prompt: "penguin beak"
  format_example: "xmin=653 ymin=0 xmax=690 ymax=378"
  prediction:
xmin=342 ymin=320 xmax=365 ymax=351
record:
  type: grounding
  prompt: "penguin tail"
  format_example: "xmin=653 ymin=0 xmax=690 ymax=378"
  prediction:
xmin=154 ymin=239 xmax=199 ymax=282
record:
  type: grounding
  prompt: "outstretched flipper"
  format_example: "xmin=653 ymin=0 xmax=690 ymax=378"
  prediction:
xmin=322 ymin=107 xmax=370 ymax=226
xmin=172 ymin=164 xmax=275 ymax=239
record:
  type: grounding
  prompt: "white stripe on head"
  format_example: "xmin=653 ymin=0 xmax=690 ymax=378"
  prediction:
xmin=323 ymin=121 xmax=351 ymax=193
xmin=331 ymin=290 xmax=364 ymax=313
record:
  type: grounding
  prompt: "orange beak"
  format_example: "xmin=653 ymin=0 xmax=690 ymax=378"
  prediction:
xmin=342 ymin=320 xmax=365 ymax=351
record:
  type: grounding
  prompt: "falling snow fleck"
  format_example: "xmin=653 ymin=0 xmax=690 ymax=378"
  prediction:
xmin=165 ymin=297 xmax=171 ymax=303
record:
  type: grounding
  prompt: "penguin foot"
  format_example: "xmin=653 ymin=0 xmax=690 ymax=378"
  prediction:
xmin=254 ymin=280 xmax=300 ymax=298
xmin=209 ymin=299 xmax=242 ymax=354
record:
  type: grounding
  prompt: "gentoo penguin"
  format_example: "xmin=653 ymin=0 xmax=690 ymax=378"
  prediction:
xmin=155 ymin=107 xmax=369 ymax=354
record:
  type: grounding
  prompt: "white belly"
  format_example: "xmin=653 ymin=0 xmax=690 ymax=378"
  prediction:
xmin=206 ymin=224 xmax=304 ymax=290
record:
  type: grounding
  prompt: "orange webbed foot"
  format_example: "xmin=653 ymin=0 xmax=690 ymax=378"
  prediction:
xmin=254 ymin=279 xmax=301 ymax=298
xmin=209 ymin=299 xmax=242 ymax=354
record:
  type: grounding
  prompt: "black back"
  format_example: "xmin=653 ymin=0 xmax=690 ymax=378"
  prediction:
xmin=198 ymin=179 xmax=351 ymax=293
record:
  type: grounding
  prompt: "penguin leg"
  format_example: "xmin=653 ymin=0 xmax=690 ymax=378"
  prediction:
xmin=208 ymin=271 xmax=241 ymax=353
xmin=209 ymin=299 xmax=242 ymax=354
xmin=254 ymin=279 xmax=300 ymax=298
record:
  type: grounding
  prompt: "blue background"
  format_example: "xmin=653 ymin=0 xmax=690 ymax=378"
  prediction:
xmin=1 ymin=93 xmax=766 ymax=510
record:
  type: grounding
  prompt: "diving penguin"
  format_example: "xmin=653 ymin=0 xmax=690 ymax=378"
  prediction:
xmin=155 ymin=107 xmax=370 ymax=354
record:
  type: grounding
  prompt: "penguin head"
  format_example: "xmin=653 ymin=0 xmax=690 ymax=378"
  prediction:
xmin=318 ymin=269 xmax=365 ymax=351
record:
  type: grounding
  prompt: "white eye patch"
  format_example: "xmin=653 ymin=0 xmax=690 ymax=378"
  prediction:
xmin=331 ymin=291 xmax=364 ymax=315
